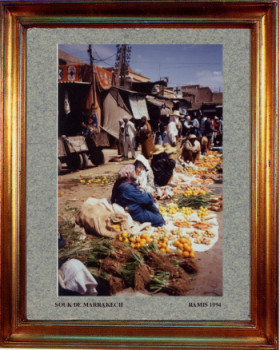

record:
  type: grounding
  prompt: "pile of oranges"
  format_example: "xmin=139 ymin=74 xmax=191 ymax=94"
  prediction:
xmin=117 ymin=231 xmax=196 ymax=258
xmin=173 ymin=237 xmax=195 ymax=258
xmin=155 ymin=236 xmax=170 ymax=254
xmin=118 ymin=231 xmax=152 ymax=249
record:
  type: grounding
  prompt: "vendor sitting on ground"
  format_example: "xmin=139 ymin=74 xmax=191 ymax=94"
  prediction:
xmin=111 ymin=164 xmax=164 ymax=227
xmin=134 ymin=154 xmax=155 ymax=194
xmin=181 ymin=134 xmax=201 ymax=164
xmin=151 ymin=145 xmax=176 ymax=187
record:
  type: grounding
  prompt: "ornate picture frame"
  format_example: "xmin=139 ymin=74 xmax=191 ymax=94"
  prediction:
xmin=1 ymin=1 xmax=278 ymax=349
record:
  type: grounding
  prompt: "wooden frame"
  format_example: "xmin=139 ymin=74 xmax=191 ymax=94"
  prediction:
xmin=0 ymin=1 xmax=278 ymax=349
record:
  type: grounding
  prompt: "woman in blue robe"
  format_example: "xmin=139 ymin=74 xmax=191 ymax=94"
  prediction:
xmin=111 ymin=165 xmax=164 ymax=227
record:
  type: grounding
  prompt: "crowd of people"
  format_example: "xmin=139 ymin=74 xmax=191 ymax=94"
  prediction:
xmin=108 ymin=110 xmax=223 ymax=229
xmin=117 ymin=111 xmax=223 ymax=161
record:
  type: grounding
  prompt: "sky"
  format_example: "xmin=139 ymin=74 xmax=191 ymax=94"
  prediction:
xmin=59 ymin=44 xmax=223 ymax=92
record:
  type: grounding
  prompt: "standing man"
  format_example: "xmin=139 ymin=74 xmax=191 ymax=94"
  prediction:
xmin=192 ymin=114 xmax=201 ymax=137
xmin=153 ymin=118 xmax=165 ymax=145
xmin=123 ymin=117 xmax=136 ymax=159
xmin=215 ymin=116 xmax=223 ymax=146
xmin=139 ymin=116 xmax=154 ymax=159
xmin=182 ymin=115 xmax=192 ymax=137
xmin=204 ymin=116 xmax=216 ymax=152
xmin=165 ymin=111 xmax=180 ymax=146
xmin=118 ymin=119 xmax=125 ymax=157
xmin=200 ymin=113 xmax=207 ymax=136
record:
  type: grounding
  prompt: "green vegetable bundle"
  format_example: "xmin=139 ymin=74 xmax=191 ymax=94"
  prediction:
xmin=176 ymin=193 xmax=211 ymax=209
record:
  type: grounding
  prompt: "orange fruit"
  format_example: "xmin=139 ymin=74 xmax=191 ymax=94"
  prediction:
xmin=183 ymin=243 xmax=192 ymax=252
xmin=146 ymin=237 xmax=151 ymax=244
xmin=131 ymin=243 xmax=135 ymax=249
xmin=160 ymin=248 xmax=166 ymax=253
xmin=183 ymin=251 xmax=190 ymax=258
xmin=122 ymin=231 xmax=128 ymax=238
xmin=130 ymin=236 xmax=136 ymax=242
xmin=177 ymin=249 xmax=183 ymax=255
xmin=136 ymin=237 xmax=141 ymax=243
xmin=190 ymin=251 xmax=195 ymax=258
xmin=118 ymin=236 xmax=123 ymax=242
xmin=177 ymin=242 xmax=184 ymax=249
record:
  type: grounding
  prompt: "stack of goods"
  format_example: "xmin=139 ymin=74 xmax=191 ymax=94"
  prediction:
xmin=60 ymin=237 xmax=199 ymax=296
xmin=155 ymin=203 xmax=219 ymax=252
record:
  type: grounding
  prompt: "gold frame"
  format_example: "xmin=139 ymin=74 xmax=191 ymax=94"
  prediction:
xmin=0 ymin=1 xmax=278 ymax=348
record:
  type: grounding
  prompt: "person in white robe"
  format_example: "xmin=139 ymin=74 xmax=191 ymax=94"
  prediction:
xmin=123 ymin=117 xmax=136 ymax=159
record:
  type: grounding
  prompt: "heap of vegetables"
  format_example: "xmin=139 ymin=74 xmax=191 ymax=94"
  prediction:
xmin=60 ymin=236 xmax=199 ymax=296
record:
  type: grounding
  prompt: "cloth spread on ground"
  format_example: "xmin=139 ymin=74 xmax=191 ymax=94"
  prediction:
xmin=76 ymin=198 xmax=151 ymax=237
xmin=58 ymin=259 xmax=98 ymax=295
xmin=153 ymin=204 xmax=219 ymax=252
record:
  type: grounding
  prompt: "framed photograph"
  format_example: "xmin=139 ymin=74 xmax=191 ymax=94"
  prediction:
xmin=1 ymin=1 xmax=278 ymax=349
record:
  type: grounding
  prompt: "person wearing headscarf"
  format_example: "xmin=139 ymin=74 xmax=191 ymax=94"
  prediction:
xmin=134 ymin=154 xmax=155 ymax=194
xmin=111 ymin=164 xmax=164 ymax=227
xmin=151 ymin=145 xmax=176 ymax=187
xmin=138 ymin=116 xmax=154 ymax=159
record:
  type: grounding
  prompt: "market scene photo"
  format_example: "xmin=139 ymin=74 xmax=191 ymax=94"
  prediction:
xmin=58 ymin=44 xmax=223 ymax=297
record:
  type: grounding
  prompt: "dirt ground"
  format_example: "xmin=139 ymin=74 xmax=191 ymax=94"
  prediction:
xmin=58 ymin=148 xmax=223 ymax=296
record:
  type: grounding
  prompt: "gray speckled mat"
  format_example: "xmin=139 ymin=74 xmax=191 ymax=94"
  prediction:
xmin=26 ymin=29 xmax=250 ymax=321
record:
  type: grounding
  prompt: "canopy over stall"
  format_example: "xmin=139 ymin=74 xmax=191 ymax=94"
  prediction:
xmin=102 ymin=88 xmax=132 ymax=139
xmin=102 ymin=87 xmax=149 ymax=139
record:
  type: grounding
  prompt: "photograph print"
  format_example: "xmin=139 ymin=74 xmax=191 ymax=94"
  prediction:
xmin=57 ymin=44 xmax=223 ymax=297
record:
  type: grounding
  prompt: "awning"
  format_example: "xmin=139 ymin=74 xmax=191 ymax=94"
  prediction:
xmin=146 ymin=96 xmax=173 ymax=115
xmin=103 ymin=92 xmax=132 ymax=139
xmin=129 ymin=95 xmax=149 ymax=120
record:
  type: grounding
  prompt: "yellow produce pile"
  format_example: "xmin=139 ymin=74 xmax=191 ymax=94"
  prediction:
xmin=183 ymin=188 xmax=206 ymax=197
xmin=77 ymin=174 xmax=118 ymax=186
xmin=80 ymin=176 xmax=109 ymax=186
xmin=180 ymin=207 xmax=194 ymax=217
xmin=166 ymin=204 xmax=178 ymax=215
xmin=184 ymin=152 xmax=222 ymax=175
xmin=197 ymin=206 xmax=210 ymax=219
